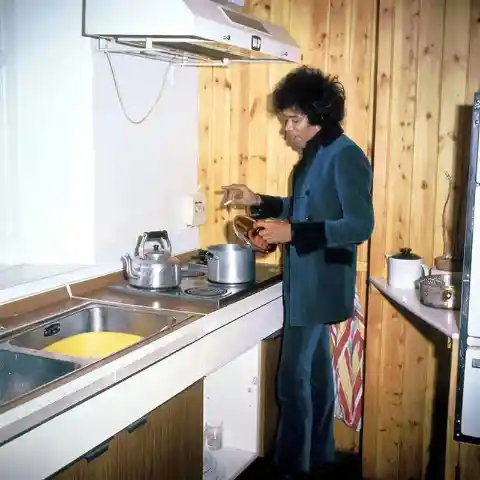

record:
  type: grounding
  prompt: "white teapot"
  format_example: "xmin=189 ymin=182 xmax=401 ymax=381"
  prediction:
xmin=385 ymin=247 xmax=429 ymax=290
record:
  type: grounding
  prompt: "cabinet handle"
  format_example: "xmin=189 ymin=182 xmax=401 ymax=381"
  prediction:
xmin=127 ymin=416 xmax=148 ymax=434
xmin=83 ymin=440 xmax=110 ymax=463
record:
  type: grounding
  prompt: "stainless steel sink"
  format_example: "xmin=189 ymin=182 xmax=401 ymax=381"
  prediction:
xmin=0 ymin=302 xmax=200 ymax=409
xmin=0 ymin=350 xmax=80 ymax=407
xmin=9 ymin=303 xmax=181 ymax=352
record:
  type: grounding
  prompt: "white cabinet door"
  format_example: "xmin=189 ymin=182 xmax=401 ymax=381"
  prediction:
xmin=460 ymin=347 xmax=480 ymax=438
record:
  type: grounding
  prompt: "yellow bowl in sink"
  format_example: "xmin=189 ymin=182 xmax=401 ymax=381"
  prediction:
xmin=43 ymin=331 xmax=144 ymax=359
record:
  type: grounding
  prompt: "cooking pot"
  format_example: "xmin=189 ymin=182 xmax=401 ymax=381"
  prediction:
xmin=386 ymin=247 xmax=429 ymax=290
xmin=205 ymin=244 xmax=255 ymax=284
xmin=203 ymin=215 xmax=279 ymax=285
xmin=121 ymin=230 xmax=181 ymax=290
xmin=417 ymin=273 xmax=462 ymax=310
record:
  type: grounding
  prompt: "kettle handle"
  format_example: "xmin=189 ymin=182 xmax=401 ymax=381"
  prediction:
xmin=161 ymin=235 xmax=172 ymax=255
xmin=139 ymin=230 xmax=172 ymax=258
xmin=145 ymin=230 xmax=169 ymax=241
xmin=146 ymin=231 xmax=171 ymax=256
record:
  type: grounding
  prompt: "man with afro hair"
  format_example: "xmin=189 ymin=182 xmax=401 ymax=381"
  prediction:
xmin=222 ymin=66 xmax=374 ymax=479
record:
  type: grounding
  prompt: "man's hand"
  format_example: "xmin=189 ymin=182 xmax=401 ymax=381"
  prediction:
xmin=255 ymin=220 xmax=292 ymax=244
xmin=220 ymin=184 xmax=261 ymax=207
xmin=247 ymin=228 xmax=271 ymax=251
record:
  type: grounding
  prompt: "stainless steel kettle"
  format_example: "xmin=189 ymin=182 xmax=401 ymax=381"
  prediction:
xmin=121 ymin=230 xmax=181 ymax=290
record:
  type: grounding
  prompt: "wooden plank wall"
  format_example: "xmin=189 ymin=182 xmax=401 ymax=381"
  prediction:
xmin=198 ymin=0 xmax=480 ymax=477
xmin=365 ymin=0 xmax=480 ymax=479
xmin=198 ymin=0 xmax=377 ymax=454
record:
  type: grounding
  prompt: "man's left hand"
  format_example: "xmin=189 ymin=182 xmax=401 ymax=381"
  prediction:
xmin=255 ymin=220 xmax=292 ymax=244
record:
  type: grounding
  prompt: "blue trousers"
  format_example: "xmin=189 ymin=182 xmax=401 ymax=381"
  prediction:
xmin=273 ymin=321 xmax=335 ymax=473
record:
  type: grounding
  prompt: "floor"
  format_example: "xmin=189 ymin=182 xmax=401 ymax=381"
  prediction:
xmin=237 ymin=451 xmax=362 ymax=479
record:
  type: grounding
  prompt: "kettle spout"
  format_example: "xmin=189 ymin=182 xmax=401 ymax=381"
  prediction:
xmin=121 ymin=254 xmax=140 ymax=280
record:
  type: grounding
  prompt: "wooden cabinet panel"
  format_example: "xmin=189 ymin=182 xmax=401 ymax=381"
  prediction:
xmin=259 ymin=333 xmax=282 ymax=457
xmin=120 ymin=378 xmax=204 ymax=480
xmin=52 ymin=435 xmax=121 ymax=480
xmin=51 ymin=380 xmax=204 ymax=480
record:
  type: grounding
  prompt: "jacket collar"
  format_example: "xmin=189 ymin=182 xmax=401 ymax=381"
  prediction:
xmin=302 ymin=123 xmax=344 ymax=160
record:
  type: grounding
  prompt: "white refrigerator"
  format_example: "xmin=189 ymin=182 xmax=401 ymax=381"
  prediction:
xmin=456 ymin=91 xmax=480 ymax=443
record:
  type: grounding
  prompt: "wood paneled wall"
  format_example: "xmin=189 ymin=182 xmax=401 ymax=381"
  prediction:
xmin=364 ymin=0 xmax=480 ymax=479
xmin=198 ymin=0 xmax=377 ymax=453
xmin=198 ymin=0 xmax=480 ymax=477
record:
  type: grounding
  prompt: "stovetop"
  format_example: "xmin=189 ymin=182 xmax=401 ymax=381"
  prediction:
xmin=108 ymin=261 xmax=282 ymax=309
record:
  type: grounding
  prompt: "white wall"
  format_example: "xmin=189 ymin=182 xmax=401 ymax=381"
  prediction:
xmin=0 ymin=0 xmax=200 ymax=271
xmin=14 ymin=0 xmax=96 ymax=264
xmin=0 ymin=0 xmax=20 ymax=265
xmin=92 ymin=52 xmax=199 ymax=264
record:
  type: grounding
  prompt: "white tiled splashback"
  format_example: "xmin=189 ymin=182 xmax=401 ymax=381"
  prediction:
xmin=0 ymin=0 xmax=200 ymax=300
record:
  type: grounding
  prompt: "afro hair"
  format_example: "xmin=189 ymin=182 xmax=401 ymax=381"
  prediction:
xmin=271 ymin=66 xmax=346 ymax=127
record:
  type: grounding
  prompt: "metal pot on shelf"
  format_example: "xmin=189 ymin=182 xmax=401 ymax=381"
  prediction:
xmin=385 ymin=247 xmax=429 ymax=290
xmin=417 ymin=272 xmax=462 ymax=310
xmin=203 ymin=215 xmax=277 ymax=285
xmin=121 ymin=230 xmax=181 ymax=290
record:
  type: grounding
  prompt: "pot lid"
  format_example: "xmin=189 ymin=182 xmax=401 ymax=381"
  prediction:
xmin=232 ymin=215 xmax=276 ymax=254
xmin=392 ymin=247 xmax=422 ymax=260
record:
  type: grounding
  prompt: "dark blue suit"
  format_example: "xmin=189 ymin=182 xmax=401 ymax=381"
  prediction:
xmin=251 ymin=125 xmax=374 ymax=474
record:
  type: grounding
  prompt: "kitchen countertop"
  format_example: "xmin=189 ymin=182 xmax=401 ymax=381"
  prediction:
xmin=79 ymin=262 xmax=283 ymax=315
xmin=0 ymin=260 xmax=283 ymax=447
xmin=370 ymin=277 xmax=460 ymax=339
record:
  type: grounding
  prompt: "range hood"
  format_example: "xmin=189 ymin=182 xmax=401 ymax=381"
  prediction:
xmin=83 ymin=0 xmax=300 ymax=66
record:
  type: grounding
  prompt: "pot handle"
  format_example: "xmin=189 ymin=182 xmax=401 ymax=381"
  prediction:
xmin=420 ymin=263 xmax=429 ymax=276
xmin=205 ymin=251 xmax=219 ymax=261
xmin=442 ymin=289 xmax=454 ymax=301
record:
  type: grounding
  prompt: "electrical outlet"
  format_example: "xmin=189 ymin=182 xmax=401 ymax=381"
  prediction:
xmin=183 ymin=189 xmax=206 ymax=227
xmin=192 ymin=194 xmax=206 ymax=226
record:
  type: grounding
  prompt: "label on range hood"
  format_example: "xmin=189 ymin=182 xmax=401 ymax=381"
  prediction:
xmin=251 ymin=35 xmax=262 ymax=51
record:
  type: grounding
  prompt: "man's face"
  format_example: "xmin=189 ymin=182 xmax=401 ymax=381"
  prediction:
xmin=279 ymin=108 xmax=320 ymax=150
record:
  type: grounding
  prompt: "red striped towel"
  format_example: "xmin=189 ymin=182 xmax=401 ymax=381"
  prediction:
xmin=329 ymin=290 xmax=365 ymax=431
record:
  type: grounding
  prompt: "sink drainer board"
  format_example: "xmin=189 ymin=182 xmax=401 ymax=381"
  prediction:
xmin=0 ymin=303 xmax=197 ymax=409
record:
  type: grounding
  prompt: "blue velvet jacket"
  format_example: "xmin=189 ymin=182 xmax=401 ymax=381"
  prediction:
xmin=251 ymin=125 xmax=374 ymax=325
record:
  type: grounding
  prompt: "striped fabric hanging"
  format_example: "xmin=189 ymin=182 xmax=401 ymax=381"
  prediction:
xmin=329 ymin=289 xmax=365 ymax=431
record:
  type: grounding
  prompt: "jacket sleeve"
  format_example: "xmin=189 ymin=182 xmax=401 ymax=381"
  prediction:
xmin=291 ymin=146 xmax=374 ymax=255
xmin=250 ymin=195 xmax=291 ymax=220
